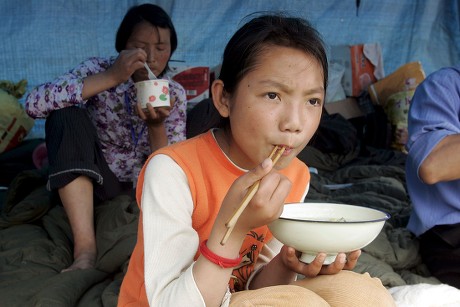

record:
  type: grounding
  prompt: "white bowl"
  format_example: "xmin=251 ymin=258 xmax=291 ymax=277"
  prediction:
xmin=268 ymin=202 xmax=390 ymax=264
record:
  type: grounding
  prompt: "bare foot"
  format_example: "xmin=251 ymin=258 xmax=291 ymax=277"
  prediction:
xmin=61 ymin=252 xmax=96 ymax=273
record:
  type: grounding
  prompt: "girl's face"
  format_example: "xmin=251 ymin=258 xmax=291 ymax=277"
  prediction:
xmin=216 ymin=45 xmax=325 ymax=170
xmin=126 ymin=21 xmax=171 ymax=81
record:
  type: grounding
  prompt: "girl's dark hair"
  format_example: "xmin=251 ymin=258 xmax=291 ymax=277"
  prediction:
xmin=115 ymin=4 xmax=178 ymax=74
xmin=220 ymin=14 xmax=328 ymax=94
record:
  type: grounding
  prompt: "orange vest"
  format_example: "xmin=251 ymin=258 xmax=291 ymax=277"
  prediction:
xmin=118 ymin=131 xmax=310 ymax=306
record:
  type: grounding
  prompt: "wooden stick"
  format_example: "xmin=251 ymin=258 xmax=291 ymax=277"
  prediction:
xmin=225 ymin=146 xmax=281 ymax=229
xmin=271 ymin=146 xmax=285 ymax=166
xmin=268 ymin=145 xmax=280 ymax=161
xmin=220 ymin=146 xmax=286 ymax=245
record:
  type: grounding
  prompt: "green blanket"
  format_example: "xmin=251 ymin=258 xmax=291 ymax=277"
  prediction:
xmin=0 ymin=170 xmax=138 ymax=306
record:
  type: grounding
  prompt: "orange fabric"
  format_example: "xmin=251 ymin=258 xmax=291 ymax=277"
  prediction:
xmin=117 ymin=210 xmax=149 ymax=307
xmin=118 ymin=131 xmax=310 ymax=305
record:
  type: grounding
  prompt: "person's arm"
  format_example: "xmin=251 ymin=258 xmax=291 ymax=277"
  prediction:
xmin=246 ymin=238 xmax=297 ymax=289
xmin=245 ymin=188 xmax=302 ymax=289
xmin=146 ymin=122 xmax=169 ymax=152
xmin=407 ymin=67 xmax=460 ymax=185
xmin=165 ymin=79 xmax=188 ymax=143
xmin=82 ymin=49 xmax=146 ymax=99
xmin=26 ymin=49 xmax=147 ymax=119
xmin=419 ymin=134 xmax=460 ymax=184
xmin=25 ymin=57 xmax=116 ymax=118
xmin=245 ymin=186 xmax=309 ymax=290
xmin=141 ymin=154 xmax=206 ymax=306
xmin=80 ymin=70 xmax=120 ymax=100
xmin=25 ymin=59 xmax=91 ymax=118
xmin=143 ymin=154 xmax=234 ymax=307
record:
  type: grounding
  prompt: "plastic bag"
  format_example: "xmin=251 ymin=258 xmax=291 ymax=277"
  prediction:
xmin=368 ymin=62 xmax=426 ymax=151
xmin=0 ymin=79 xmax=35 ymax=153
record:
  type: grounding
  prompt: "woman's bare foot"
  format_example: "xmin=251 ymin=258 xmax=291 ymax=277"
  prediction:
xmin=61 ymin=251 xmax=96 ymax=273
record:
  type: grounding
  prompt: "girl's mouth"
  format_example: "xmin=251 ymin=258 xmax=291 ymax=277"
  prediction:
xmin=282 ymin=146 xmax=293 ymax=156
xmin=276 ymin=145 xmax=293 ymax=156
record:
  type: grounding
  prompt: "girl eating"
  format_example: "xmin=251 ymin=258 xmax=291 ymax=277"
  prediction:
xmin=118 ymin=13 xmax=395 ymax=307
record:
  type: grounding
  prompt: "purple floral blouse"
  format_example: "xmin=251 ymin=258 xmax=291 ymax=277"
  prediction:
xmin=25 ymin=56 xmax=187 ymax=183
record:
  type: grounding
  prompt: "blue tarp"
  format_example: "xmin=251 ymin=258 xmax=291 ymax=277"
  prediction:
xmin=1 ymin=0 xmax=459 ymax=138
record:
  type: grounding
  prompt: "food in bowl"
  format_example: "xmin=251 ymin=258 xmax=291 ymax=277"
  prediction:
xmin=268 ymin=202 xmax=390 ymax=264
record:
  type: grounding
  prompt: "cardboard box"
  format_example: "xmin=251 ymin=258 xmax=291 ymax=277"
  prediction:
xmin=324 ymin=97 xmax=364 ymax=120
xmin=330 ymin=43 xmax=385 ymax=97
xmin=168 ymin=66 xmax=210 ymax=110
xmin=368 ymin=61 xmax=425 ymax=106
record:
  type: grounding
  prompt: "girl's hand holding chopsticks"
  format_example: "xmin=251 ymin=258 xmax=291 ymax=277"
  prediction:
xmin=211 ymin=150 xmax=292 ymax=247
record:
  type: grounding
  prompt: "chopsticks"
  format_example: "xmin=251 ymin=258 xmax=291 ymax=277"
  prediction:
xmin=220 ymin=145 xmax=286 ymax=245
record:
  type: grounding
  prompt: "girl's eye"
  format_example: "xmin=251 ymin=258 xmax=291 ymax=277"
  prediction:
xmin=266 ymin=92 xmax=279 ymax=100
xmin=308 ymin=98 xmax=322 ymax=106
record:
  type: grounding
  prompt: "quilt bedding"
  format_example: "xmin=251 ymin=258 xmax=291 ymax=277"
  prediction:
xmin=0 ymin=115 xmax=459 ymax=306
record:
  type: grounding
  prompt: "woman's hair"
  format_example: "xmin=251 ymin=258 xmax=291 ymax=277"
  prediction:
xmin=115 ymin=4 xmax=178 ymax=74
xmin=209 ymin=13 xmax=328 ymax=131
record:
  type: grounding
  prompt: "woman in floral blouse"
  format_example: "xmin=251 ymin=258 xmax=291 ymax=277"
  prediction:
xmin=25 ymin=3 xmax=187 ymax=272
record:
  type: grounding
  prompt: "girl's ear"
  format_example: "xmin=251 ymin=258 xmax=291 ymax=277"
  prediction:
xmin=211 ymin=80 xmax=230 ymax=118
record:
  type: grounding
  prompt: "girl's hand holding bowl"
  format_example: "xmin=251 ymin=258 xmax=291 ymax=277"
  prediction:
xmin=280 ymin=245 xmax=362 ymax=277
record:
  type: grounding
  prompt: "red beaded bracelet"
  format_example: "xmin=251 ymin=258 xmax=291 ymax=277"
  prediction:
xmin=199 ymin=239 xmax=242 ymax=269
